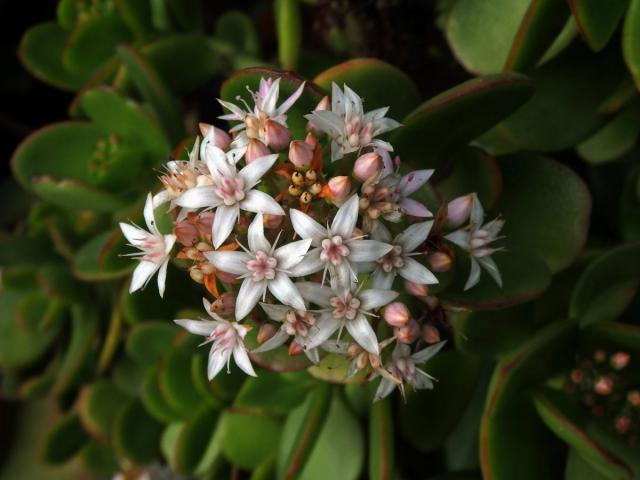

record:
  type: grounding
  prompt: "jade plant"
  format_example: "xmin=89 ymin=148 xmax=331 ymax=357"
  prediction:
xmin=3 ymin=1 xmax=638 ymax=479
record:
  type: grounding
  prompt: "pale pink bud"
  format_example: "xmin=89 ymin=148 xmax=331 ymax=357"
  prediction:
xmin=195 ymin=212 xmax=214 ymax=237
xmin=383 ymin=302 xmax=410 ymax=327
xmin=257 ymin=323 xmax=277 ymax=344
xmin=174 ymin=220 xmax=199 ymax=246
xmin=353 ymin=152 xmax=382 ymax=182
xmin=422 ymin=324 xmax=441 ymax=344
xmin=351 ymin=227 xmax=364 ymax=239
xmin=327 ymin=176 xmax=351 ymax=204
xmin=610 ymin=352 xmax=630 ymax=370
xmin=288 ymin=340 xmax=304 ymax=356
xmin=199 ymin=123 xmax=231 ymax=149
xmin=305 ymin=132 xmax=319 ymax=149
xmin=594 ymin=376 xmax=614 ymax=395
xmin=264 ymin=119 xmax=291 ymax=151
xmin=404 ymin=280 xmax=428 ymax=297
xmin=263 ymin=214 xmax=283 ymax=229
xmin=615 ymin=416 xmax=631 ymax=434
xmin=446 ymin=194 xmax=474 ymax=228
xmin=395 ymin=319 xmax=420 ymax=344
xmin=211 ymin=292 xmax=236 ymax=316
xmin=246 ymin=138 xmax=270 ymax=163
xmin=307 ymin=96 xmax=330 ymax=132
xmin=428 ymin=252 xmax=452 ymax=272
xmin=288 ymin=140 xmax=314 ymax=169
xmin=216 ymin=269 xmax=239 ymax=284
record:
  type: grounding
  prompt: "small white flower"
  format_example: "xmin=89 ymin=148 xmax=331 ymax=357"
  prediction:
xmin=304 ymin=83 xmax=401 ymax=162
xmin=289 ymin=195 xmax=392 ymax=288
xmin=374 ymin=340 xmax=446 ymax=402
xmin=368 ymin=221 xmax=439 ymax=289
xmin=119 ymin=193 xmax=176 ymax=297
xmin=205 ymin=213 xmax=312 ymax=320
xmin=218 ymin=77 xmax=305 ymax=149
xmin=445 ymin=193 xmax=504 ymax=290
xmin=154 ymin=137 xmax=202 ymax=214
xmin=254 ymin=303 xmax=321 ymax=364
xmin=175 ymin=142 xmax=284 ymax=248
xmin=296 ymin=281 xmax=398 ymax=355
xmin=174 ymin=298 xmax=256 ymax=379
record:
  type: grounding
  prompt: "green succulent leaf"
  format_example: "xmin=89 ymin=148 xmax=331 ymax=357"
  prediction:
xmin=19 ymin=22 xmax=89 ymax=91
xmin=233 ymin=371 xmax=314 ymax=416
xmin=115 ymin=0 xmax=154 ymax=40
xmin=77 ymin=380 xmax=129 ymax=441
xmin=57 ymin=0 xmax=78 ymax=30
xmin=624 ymin=0 xmax=640 ymax=90
xmin=42 ymin=413 xmax=89 ymax=464
xmin=215 ymin=11 xmax=260 ymax=56
xmin=390 ymin=74 xmax=534 ymax=169
xmin=114 ymin=398 xmax=164 ymax=463
xmin=275 ymin=0 xmax=302 ymax=70
xmin=142 ymin=368 xmax=185 ymax=423
xmin=368 ymin=397 xmax=394 ymax=480
xmin=565 ymin=448 xmax=612 ymax=480
xmin=165 ymin=0 xmax=202 ymax=31
xmin=80 ymin=441 xmax=119 ymax=477
xmin=495 ymin=154 xmax=591 ymax=273
xmin=569 ymin=0 xmax=629 ymax=52
xmin=620 ymin=166 xmax=640 ymax=241
xmin=127 ymin=321 xmax=181 ymax=365
xmin=159 ymin=346 xmax=208 ymax=417
xmin=174 ymin=405 xmax=221 ymax=475
xmin=314 ymin=58 xmax=421 ymax=120
xmin=73 ymin=229 xmax=132 ymax=281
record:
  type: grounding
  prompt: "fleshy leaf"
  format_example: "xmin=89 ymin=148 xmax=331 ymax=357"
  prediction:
xmin=569 ymin=0 xmax=629 ymax=52
xmin=174 ymin=405 xmax=221 ymax=475
xmin=114 ymin=399 xmax=163 ymax=463
xmin=73 ymin=230 xmax=132 ymax=281
xmin=42 ymin=413 xmax=89 ymax=464
xmin=77 ymin=380 xmax=129 ymax=441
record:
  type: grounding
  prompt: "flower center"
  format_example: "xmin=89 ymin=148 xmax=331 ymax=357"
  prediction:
xmin=215 ymin=175 xmax=245 ymax=206
xmin=140 ymin=235 xmax=166 ymax=262
xmin=206 ymin=323 xmax=237 ymax=349
xmin=283 ymin=309 xmax=316 ymax=337
xmin=377 ymin=245 xmax=404 ymax=273
xmin=245 ymin=112 xmax=269 ymax=141
xmin=329 ymin=292 xmax=361 ymax=320
xmin=395 ymin=357 xmax=416 ymax=382
xmin=246 ymin=250 xmax=278 ymax=281
xmin=320 ymin=235 xmax=351 ymax=265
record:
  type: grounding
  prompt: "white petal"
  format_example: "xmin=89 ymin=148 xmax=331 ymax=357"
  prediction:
xmin=275 ymin=81 xmax=305 ymax=117
xmin=217 ymin=99 xmax=246 ymax=119
xmin=331 ymin=261 xmax=354 ymax=290
xmin=374 ymin=378 xmax=397 ymax=402
xmin=153 ymin=189 xmax=173 ymax=207
xmin=290 ymin=209 xmax=327 ymax=245
xmin=347 ymin=239 xmax=392 ymax=262
xmin=330 ymin=195 xmax=359 ymax=238
xmin=175 ymin=186 xmax=222 ymax=209
xmin=207 ymin=347 xmax=229 ymax=379
xmin=346 ymin=313 xmax=379 ymax=354
xmin=358 ymin=289 xmax=398 ymax=311
xmin=304 ymin=347 xmax=320 ymax=364
xmin=204 ymin=250 xmax=250 ymax=276
xmin=174 ymin=318 xmax=217 ymax=336
xmin=372 ymin=268 xmax=395 ymax=289
xmin=320 ymin=340 xmax=350 ymax=355
xmin=275 ymin=238 xmax=313 ymax=270
xmin=238 ymin=154 xmax=279 ymax=189
xmin=233 ymin=344 xmax=257 ymax=376
xmin=295 ymin=281 xmax=333 ymax=307
xmin=399 ymin=170 xmax=434 ymax=196
xmin=130 ymin=260 xmax=159 ymax=293
xmin=268 ymin=273 xmax=306 ymax=311
xmin=143 ymin=193 xmax=157 ymax=233
xmin=212 ymin=204 xmax=239 ymax=249
xmin=205 ymin=145 xmax=236 ymax=182
xmin=411 ymin=369 xmax=435 ymax=390
xmin=469 ymin=193 xmax=484 ymax=226
xmin=304 ymin=314 xmax=341 ymax=350
xmin=399 ymin=257 xmax=439 ymax=285
xmin=157 ymin=260 xmax=169 ymax=298
xmin=445 ymin=229 xmax=471 ymax=250
xmin=235 ymin=278 xmax=266 ymax=320
xmin=400 ymin=198 xmax=432 ymax=218
xmin=120 ymin=222 xmax=151 ymax=248
xmin=239 ymin=190 xmax=284 ymax=216
xmin=410 ymin=340 xmax=447 ymax=364
xmin=260 ymin=78 xmax=280 ymax=114
xmin=252 ymin=329 xmax=289 ymax=353
xmin=464 ymin=257 xmax=482 ymax=291
xmin=248 ymin=213 xmax=271 ymax=252
xmin=478 ymin=256 xmax=502 ymax=287
xmin=394 ymin=221 xmax=433 ymax=253
xmin=259 ymin=302 xmax=290 ymax=321
xmin=371 ymin=221 xmax=392 ymax=242
xmin=287 ymin=248 xmax=324 ymax=277
xmin=303 ymin=110 xmax=343 ymax=137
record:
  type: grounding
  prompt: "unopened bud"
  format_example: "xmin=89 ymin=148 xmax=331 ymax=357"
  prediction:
xmin=404 ymin=280 xmax=428 ymax=297
xmin=446 ymin=194 xmax=474 ymax=228
xmin=627 ymin=390 xmax=640 ymax=406
xmin=327 ymin=176 xmax=351 ymax=204
xmin=383 ymin=302 xmax=410 ymax=327
xmin=288 ymin=185 xmax=303 ymax=197
xmin=610 ymin=352 xmax=630 ymax=370
xmin=594 ymin=349 xmax=607 ymax=363
xmin=288 ymin=340 xmax=304 ymax=356
xmin=422 ymin=324 xmax=441 ymax=344
xmin=189 ymin=268 xmax=204 ymax=283
xmin=199 ymin=123 xmax=231 ymax=150
xmin=428 ymin=252 xmax=452 ymax=272
xmin=174 ymin=220 xmax=199 ymax=246
xmin=615 ymin=416 xmax=631 ymax=434
xmin=195 ymin=211 xmax=215 ymax=237
xmin=307 ymin=96 xmax=330 ymax=132
xmin=288 ymin=140 xmax=314 ymax=169
xmin=216 ymin=269 xmax=239 ymax=284
xmin=305 ymin=169 xmax=317 ymax=182
xmin=594 ymin=376 xmax=614 ymax=395
xmin=353 ymin=152 xmax=382 ymax=182
xmin=300 ymin=191 xmax=313 ymax=204
xmin=305 ymin=132 xmax=319 ymax=148
xmin=308 ymin=183 xmax=322 ymax=195
xmin=265 ymin=119 xmax=291 ymax=151
xmin=257 ymin=323 xmax=278 ymax=344
xmin=211 ymin=292 xmax=236 ymax=316
xmin=570 ymin=369 xmax=584 ymax=384
xmin=395 ymin=319 xmax=420 ymax=344
xmin=246 ymin=138 xmax=270 ymax=163
xmin=263 ymin=214 xmax=283 ymax=229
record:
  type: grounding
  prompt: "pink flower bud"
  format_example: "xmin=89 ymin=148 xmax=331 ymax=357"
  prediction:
xmin=610 ymin=352 xmax=630 ymax=370
xmin=199 ymin=123 xmax=231 ymax=150
xmin=263 ymin=214 xmax=283 ymax=229
xmin=288 ymin=340 xmax=304 ymax=356
xmin=428 ymin=252 xmax=452 ymax=272
xmin=395 ymin=319 xmax=420 ymax=344
xmin=246 ymin=138 xmax=270 ymax=163
xmin=174 ymin=220 xmax=199 ymax=246
xmin=307 ymin=96 xmax=330 ymax=132
xmin=594 ymin=376 xmax=614 ymax=395
xmin=353 ymin=152 xmax=382 ymax=182
xmin=383 ymin=302 xmax=410 ymax=327
xmin=264 ymin=119 xmax=291 ymax=151
xmin=628 ymin=390 xmax=640 ymax=406
xmin=305 ymin=132 xmax=319 ymax=149
xmin=615 ymin=416 xmax=631 ymax=434
xmin=195 ymin=212 xmax=214 ymax=237
xmin=422 ymin=324 xmax=441 ymax=344
xmin=257 ymin=323 xmax=277 ymax=344
xmin=288 ymin=140 xmax=314 ymax=169
xmin=404 ymin=280 xmax=428 ymax=297
xmin=327 ymin=176 xmax=351 ymax=205
xmin=446 ymin=194 xmax=474 ymax=228
xmin=211 ymin=292 xmax=236 ymax=316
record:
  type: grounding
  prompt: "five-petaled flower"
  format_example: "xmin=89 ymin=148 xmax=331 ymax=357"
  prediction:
xmin=174 ymin=298 xmax=256 ymax=379
xmin=205 ymin=213 xmax=312 ymax=320
xmin=119 ymin=193 xmax=176 ymax=297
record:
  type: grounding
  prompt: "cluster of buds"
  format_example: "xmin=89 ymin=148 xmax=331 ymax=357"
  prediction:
xmin=565 ymin=348 xmax=639 ymax=444
xmin=120 ymin=77 xmax=506 ymax=401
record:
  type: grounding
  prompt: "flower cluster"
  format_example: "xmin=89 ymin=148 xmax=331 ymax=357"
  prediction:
xmin=120 ymin=78 xmax=505 ymax=401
